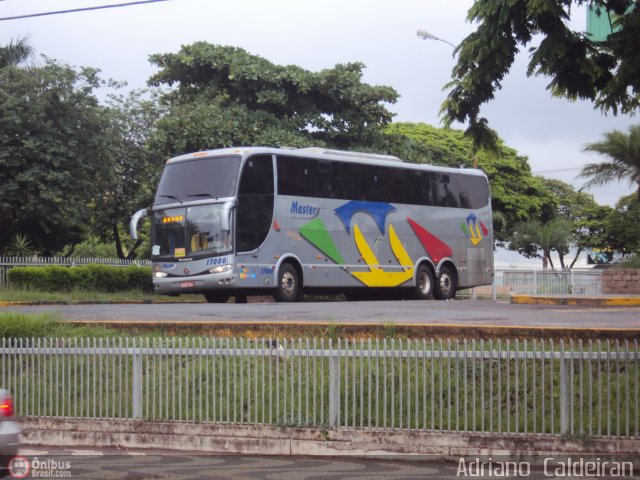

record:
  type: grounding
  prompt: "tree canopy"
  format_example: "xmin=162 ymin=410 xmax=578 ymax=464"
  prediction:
xmin=580 ymin=124 xmax=640 ymax=200
xmin=441 ymin=0 xmax=640 ymax=151
xmin=0 ymin=58 xmax=162 ymax=258
xmin=0 ymin=60 xmax=112 ymax=254
xmin=536 ymin=178 xmax=612 ymax=267
xmin=148 ymin=43 xmax=398 ymax=156
xmin=0 ymin=36 xmax=34 ymax=68
xmin=384 ymin=122 xmax=555 ymax=245
xmin=510 ymin=217 xmax=575 ymax=269
xmin=89 ymin=89 xmax=164 ymax=259
xmin=606 ymin=194 xmax=640 ymax=255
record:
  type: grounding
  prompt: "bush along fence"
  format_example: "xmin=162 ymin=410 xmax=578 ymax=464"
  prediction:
xmin=0 ymin=257 xmax=152 ymax=292
xmin=1 ymin=257 xmax=604 ymax=298
xmin=1 ymin=336 xmax=638 ymax=437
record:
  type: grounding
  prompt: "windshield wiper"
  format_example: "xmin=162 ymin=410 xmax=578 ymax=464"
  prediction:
xmin=159 ymin=194 xmax=180 ymax=201
xmin=187 ymin=193 xmax=219 ymax=199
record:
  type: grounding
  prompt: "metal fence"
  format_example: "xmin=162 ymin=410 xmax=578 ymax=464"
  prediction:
xmin=1 ymin=337 xmax=638 ymax=437
xmin=458 ymin=268 xmax=602 ymax=300
xmin=0 ymin=257 xmax=151 ymax=287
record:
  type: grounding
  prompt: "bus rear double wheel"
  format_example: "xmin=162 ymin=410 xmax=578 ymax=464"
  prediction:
xmin=413 ymin=264 xmax=435 ymax=300
xmin=434 ymin=265 xmax=457 ymax=300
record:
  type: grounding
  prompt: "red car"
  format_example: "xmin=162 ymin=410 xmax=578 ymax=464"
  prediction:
xmin=0 ymin=389 xmax=20 ymax=478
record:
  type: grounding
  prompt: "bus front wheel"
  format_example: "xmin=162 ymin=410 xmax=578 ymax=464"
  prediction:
xmin=434 ymin=265 xmax=457 ymax=300
xmin=274 ymin=263 xmax=301 ymax=302
xmin=413 ymin=265 xmax=434 ymax=300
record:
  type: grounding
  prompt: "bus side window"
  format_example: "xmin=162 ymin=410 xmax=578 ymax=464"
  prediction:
xmin=432 ymin=173 xmax=460 ymax=208
xmin=458 ymin=175 xmax=489 ymax=209
xmin=237 ymin=155 xmax=274 ymax=252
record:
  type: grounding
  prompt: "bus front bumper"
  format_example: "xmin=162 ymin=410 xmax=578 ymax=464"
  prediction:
xmin=153 ymin=272 xmax=237 ymax=295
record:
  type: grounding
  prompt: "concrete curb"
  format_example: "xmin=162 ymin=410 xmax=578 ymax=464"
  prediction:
xmin=0 ymin=300 xmax=200 ymax=307
xmin=56 ymin=320 xmax=640 ymax=339
xmin=511 ymin=295 xmax=640 ymax=307
xmin=19 ymin=418 xmax=640 ymax=458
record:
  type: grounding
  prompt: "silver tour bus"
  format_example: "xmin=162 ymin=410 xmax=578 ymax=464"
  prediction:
xmin=130 ymin=147 xmax=493 ymax=302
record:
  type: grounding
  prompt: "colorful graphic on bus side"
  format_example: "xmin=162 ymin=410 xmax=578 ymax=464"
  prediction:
xmin=460 ymin=212 xmax=488 ymax=246
xmin=300 ymin=200 xmax=466 ymax=287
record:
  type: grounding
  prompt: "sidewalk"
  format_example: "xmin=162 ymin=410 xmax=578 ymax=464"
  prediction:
xmin=511 ymin=294 xmax=640 ymax=307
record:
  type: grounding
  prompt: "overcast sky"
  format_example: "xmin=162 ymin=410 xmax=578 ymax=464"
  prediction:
xmin=1 ymin=0 xmax=635 ymax=207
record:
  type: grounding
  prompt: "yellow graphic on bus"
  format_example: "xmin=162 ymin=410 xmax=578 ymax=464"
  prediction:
xmin=351 ymin=224 xmax=414 ymax=287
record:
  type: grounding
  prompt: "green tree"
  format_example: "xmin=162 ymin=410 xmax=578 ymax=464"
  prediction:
xmin=580 ymin=124 xmax=640 ymax=200
xmin=510 ymin=217 xmax=575 ymax=269
xmin=89 ymin=89 xmax=164 ymax=259
xmin=606 ymin=194 xmax=640 ymax=255
xmin=540 ymin=178 xmax=613 ymax=267
xmin=0 ymin=59 xmax=112 ymax=254
xmin=0 ymin=36 xmax=34 ymax=68
xmin=148 ymin=43 xmax=398 ymax=156
xmin=440 ymin=0 xmax=640 ymax=151
xmin=384 ymin=123 xmax=555 ymax=246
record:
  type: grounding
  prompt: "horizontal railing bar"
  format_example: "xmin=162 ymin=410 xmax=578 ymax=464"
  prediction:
xmin=1 ymin=345 xmax=636 ymax=360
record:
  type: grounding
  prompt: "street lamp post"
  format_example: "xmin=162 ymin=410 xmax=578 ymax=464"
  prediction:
xmin=417 ymin=29 xmax=479 ymax=169
xmin=416 ymin=29 xmax=456 ymax=48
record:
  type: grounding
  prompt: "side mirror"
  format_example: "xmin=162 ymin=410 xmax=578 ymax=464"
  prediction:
xmin=130 ymin=209 xmax=148 ymax=240
xmin=221 ymin=201 xmax=234 ymax=231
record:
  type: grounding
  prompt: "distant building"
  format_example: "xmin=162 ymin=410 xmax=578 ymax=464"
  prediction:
xmin=586 ymin=4 xmax=632 ymax=42
xmin=587 ymin=5 xmax=615 ymax=41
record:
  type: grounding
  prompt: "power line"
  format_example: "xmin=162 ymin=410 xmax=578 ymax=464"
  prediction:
xmin=0 ymin=0 xmax=171 ymax=22
xmin=533 ymin=167 xmax=583 ymax=174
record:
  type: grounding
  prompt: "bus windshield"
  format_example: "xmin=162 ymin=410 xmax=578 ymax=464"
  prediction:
xmin=152 ymin=204 xmax=232 ymax=258
xmin=155 ymin=156 xmax=241 ymax=204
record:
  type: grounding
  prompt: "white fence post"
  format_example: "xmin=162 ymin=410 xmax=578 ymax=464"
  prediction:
xmin=132 ymin=339 xmax=143 ymax=419
xmin=328 ymin=341 xmax=340 ymax=428
xmin=570 ymin=270 xmax=575 ymax=294
xmin=559 ymin=343 xmax=570 ymax=435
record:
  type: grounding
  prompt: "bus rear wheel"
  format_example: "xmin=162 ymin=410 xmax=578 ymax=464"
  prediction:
xmin=204 ymin=292 xmax=229 ymax=303
xmin=434 ymin=265 xmax=457 ymax=300
xmin=413 ymin=265 xmax=434 ymax=300
xmin=274 ymin=263 xmax=301 ymax=302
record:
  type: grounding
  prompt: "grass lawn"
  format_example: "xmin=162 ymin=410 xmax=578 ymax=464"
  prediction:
xmin=0 ymin=287 xmax=205 ymax=305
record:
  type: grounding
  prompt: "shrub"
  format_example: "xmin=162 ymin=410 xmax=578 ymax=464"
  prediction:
xmin=0 ymin=312 xmax=119 ymax=339
xmin=0 ymin=312 xmax=61 ymax=338
xmin=8 ymin=264 xmax=152 ymax=293
xmin=614 ymin=256 xmax=640 ymax=269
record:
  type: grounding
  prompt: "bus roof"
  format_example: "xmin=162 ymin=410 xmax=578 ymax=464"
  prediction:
xmin=167 ymin=146 xmax=487 ymax=177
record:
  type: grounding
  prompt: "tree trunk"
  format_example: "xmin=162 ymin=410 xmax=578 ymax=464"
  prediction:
xmin=126 ymin=239 xmax=143 ymax=260
xmin=113 ymin=220 xmax=125 ymax=259
xmin=569 ymin=247 xmax=583 ymax=269
xmin=546 ymin=251 xmax=555 ymax=271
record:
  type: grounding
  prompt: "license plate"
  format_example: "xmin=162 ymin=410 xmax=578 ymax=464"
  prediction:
xmin=180 ymin=281 xmax=195 ymax=289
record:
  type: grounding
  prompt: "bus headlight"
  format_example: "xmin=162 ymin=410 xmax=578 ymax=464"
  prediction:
xmin=153 ymin=271 xmax=168 ymax=278
xmin=209 ymin=264 xmax=233 ymax=274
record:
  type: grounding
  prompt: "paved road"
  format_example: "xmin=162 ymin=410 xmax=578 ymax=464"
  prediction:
xmin=18 ymin=446 xmax=631 ymax=480
xmin=12 ymin=446 xmax=460 ymax=480
xmin=2 ymin=300 xmax=640 ymax=329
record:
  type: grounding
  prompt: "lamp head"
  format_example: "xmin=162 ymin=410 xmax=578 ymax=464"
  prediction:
xmin=416 ymin=29 xmax=437 ymax=40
